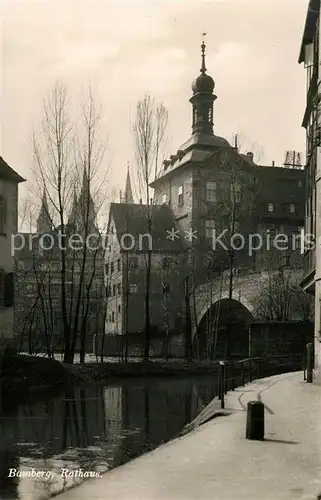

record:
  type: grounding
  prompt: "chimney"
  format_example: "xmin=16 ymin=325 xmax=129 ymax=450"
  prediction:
xmin=150 ymin=198 xmax=153 ymax=205
xmin=272 ymin=160 xmax=275 ymax=167
xmin=139 ymin=198 xmax=142 ymax=204
xmin=247 ymin=152 xmax=254 ymax=161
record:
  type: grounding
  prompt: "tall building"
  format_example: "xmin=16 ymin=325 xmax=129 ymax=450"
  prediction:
xmin=104 ymin=41 xmax=306 ymax=343
xmin=0 ymin=157 xmax=25 ymax=352
xmin=105 ymin=170 xmax=185 ymax=338
xmin=299 ymin=0 xmax=321 ymax=376
xmin=151 ymin=41 xmax=305 ymax=280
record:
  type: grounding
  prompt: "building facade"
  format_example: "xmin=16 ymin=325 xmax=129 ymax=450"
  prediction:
xmin=105 ymin=179 xmax=185 ymax=337
xmin=0 ymin=157 xmax=25 ymax=351
xmin=104 ymin=42 xmax=306 ymax=343
xmin=299 ymin=0 xmax=321 ymax=377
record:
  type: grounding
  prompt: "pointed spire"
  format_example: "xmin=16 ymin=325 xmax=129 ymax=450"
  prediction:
xmin=201 ymin=33 xmax=207 ymax=74
xmin=122 ymin=163 xmax=134 ymax=204
xmin=37 ymin=187 xmax=52 ymax=233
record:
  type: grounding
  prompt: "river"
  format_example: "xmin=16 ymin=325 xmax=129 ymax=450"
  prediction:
xmin=0 ymin=375 xmax=217 ymax=500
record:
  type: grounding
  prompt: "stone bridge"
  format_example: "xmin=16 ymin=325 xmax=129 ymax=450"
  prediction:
xmin=191 ymin=269 xmax=302 ymax=338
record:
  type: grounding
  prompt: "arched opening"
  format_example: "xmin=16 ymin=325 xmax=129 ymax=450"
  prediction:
xmin=193 ymin=298 xmax=253 ymax=360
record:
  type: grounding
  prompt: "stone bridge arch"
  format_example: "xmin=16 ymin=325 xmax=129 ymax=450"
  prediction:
xmin=191 ymin=271 xmax=267 ymax=338
xmin=191 ymin=269 xmax=303 ymax=359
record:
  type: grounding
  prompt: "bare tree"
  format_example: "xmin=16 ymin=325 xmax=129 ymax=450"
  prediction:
xmin=254 ymin=252 xmax=313 ymax=321
xmin=206 ymin=149 xmax=258 ymax=357
xmin=132 ymin=95 xmax=168 ymax=360
xmin=28 ymin=83 xmax=109 ymax=364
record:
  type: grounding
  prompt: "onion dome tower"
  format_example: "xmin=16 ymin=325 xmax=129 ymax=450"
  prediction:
xmin=190 ymin=36 xmax=217 ymax=136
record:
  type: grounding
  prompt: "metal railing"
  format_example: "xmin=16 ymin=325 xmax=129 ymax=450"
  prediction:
xmin=218 ymin=352 xmax=305 ymax=409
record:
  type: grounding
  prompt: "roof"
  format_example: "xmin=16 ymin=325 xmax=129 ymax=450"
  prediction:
xmin=0 ymin=157 xmax=25 ymax=183
xmin=298 ymin=0 xmax=319 ymax=63
xmin=109 ymin=203 xmax=184 ymax=253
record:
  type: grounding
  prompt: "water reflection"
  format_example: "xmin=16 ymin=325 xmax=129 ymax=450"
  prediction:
xmin=0 ymin=376 xmax=217 ymax=500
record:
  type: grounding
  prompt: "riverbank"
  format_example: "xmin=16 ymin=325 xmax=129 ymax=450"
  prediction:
xmin=55 ymin=371 xmax=321 ymax=500
xmin=0 ymin=354 xmax=220 ymax=408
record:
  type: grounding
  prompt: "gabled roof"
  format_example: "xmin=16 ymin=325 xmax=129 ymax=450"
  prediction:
xmin=0 ymin=157 xmax=25 ymax=183
xmin=109 ymin=203 xmax=184 ymax=253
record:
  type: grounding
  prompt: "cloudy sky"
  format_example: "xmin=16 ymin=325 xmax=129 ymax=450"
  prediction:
xmin=2 ymin=0 xmax=308 ymax=202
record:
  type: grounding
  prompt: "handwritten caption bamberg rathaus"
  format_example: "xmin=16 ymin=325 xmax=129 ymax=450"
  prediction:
xmin=8 ymin=468 xmax=102 ymax=479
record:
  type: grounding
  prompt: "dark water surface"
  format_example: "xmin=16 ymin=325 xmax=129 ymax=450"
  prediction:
xmin=0 ymin=375 xmax=217 ymax=500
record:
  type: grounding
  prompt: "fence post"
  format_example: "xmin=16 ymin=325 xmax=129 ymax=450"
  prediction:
xmin=231 ymin=362 xmax=235 ymax=391
xmin=219 ymin=361 xmax=225 ymax=409
xmin=306 ymin=342 xmax=313 ymax=383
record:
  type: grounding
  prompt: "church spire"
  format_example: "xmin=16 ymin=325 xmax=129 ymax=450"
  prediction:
xmin=37 ymin=187 xmax=52 ymax=234
xmin=190 ymin=36 xmax=217 ymax=136
xmin=122 ymin=163 xmax=134 ymax=204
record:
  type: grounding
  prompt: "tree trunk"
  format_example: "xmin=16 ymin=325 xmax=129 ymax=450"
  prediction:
xmin=143 ymin=250 xmax=152 ymax=360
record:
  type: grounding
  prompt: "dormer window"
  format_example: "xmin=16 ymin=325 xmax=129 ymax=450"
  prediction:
xmin=289 ymin=204 xmax=296 ymax=214
xmin=178 ymin=185 xmax=184 ymax=206
xmin=0 ymin=197 xmax=6 ymax=234
xmin=268 ymin=203 xmax=274 ymax=212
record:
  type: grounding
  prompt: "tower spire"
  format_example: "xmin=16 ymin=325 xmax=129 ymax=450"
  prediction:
xmin=122 ymin=163 xmax=134 ymax=204
xmin=201 ymin=33 xmax=207 ymax=74
xmin=37 ymin=187 xmax=52 ymax=233
xmin=190 ymin=36 xmax=216 ymax=136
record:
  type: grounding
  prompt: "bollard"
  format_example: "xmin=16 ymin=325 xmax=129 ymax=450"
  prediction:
xmin=306 ymin=342 xmax=313 ymax=383
xmin=246 ymin=401 xmax=264 ymax=440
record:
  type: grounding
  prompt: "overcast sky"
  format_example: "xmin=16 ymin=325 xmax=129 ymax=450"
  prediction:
xmin=2 ymin=0 xmax=308 ymax=202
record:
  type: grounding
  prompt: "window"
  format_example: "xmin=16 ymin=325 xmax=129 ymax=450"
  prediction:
xmin=162 ymin=194 xmax=167 ymax=204
xmin=205 ymin=220 xmax=215 ymax=239
xmin=178 ymin=185 xmax=184 ymax=206
xmin=117 ymin=259 xmax=121 ymax=271
xmin=206 ymin=182 xmax=217 ymax=202
xmin=105 ymin=263 xmax=109 ymax=275
xmin=268 ymin=203 xmax=274 ymax=212
xmin=110 ymin=261 xmax=114 ymax=274
xmin=117 ymin=283 xmax=121 ymax=295
xmin=0 ymin=197 xmax=6 ymax=234
xmin=111 ymin=311 xmax=115 ymax=322
xmin=230 ymin=183 xmax=241 ymax=203
xmin=118 ymin=304 xmax=121 ymax=313
xmin=129 ymin=284 xmax=138 ymax=293
xmin=112 ymin=284 xmax=116 ymax=296
xmin=289 ymin=204 xmax=296 ymax=214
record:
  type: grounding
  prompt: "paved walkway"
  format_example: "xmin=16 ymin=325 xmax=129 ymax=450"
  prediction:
xmin=56 ymin=372 xmax=321 ymax=500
